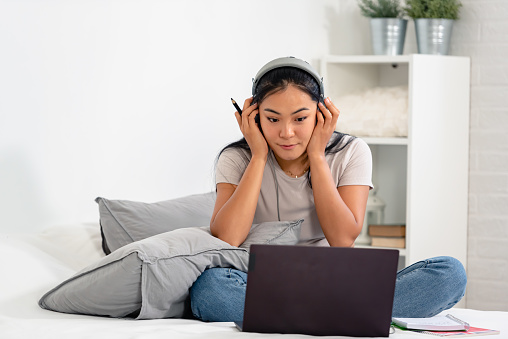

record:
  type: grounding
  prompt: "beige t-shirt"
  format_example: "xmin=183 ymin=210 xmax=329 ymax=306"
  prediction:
xmin=215 ymin=135 xmax=373 ymax=245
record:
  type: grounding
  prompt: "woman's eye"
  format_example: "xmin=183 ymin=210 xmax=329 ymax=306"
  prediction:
xmin=296 ymin=116 xmax=307 ymax=122
xmin=268 ymin=117 xmax=278 ymax=123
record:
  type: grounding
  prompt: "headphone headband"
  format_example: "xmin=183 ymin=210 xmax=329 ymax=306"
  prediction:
xmin=251 ymin=56 xmax=324 ymax=102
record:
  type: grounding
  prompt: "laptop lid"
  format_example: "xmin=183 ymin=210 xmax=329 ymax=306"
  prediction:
xmin=240 ymin=244 xmax=399 ymax=337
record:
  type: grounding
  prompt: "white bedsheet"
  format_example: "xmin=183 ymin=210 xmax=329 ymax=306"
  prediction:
xmin=1 ymin=224 xmax=506 ymax=339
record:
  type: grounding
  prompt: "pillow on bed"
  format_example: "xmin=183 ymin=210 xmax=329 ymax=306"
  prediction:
xmin=96 ymin=192 xmax=216 ymax=254
xmin=39 ymin=219 xmax=302 ymax=320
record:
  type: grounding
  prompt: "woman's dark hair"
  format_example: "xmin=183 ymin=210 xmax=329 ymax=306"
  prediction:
xmin=217 ymin=66 xmax=355 ymax=187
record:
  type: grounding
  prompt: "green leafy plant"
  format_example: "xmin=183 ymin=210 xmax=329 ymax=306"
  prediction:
xmin=357 ymin=0 xmax=403 ymax=18
xmin=404 ymin=0 xmax=462 ymax=20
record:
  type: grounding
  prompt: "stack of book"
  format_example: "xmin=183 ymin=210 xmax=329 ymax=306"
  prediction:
xmin=368 ymin=224 xmax=406 ymax=248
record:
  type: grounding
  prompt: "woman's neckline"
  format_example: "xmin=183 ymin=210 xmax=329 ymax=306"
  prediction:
xmin=269 ymin=150 xmax=309 ymax=180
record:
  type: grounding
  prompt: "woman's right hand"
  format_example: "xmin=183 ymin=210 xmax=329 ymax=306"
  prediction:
xmin=234 ymin=97 xmax=268 ymax=159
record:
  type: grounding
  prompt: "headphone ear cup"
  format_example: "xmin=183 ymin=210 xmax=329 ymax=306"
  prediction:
xmin=255 ymin=113 xmax=260 ymax=125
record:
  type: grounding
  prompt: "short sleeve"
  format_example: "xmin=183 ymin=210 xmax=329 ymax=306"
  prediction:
xmin=215 ymin=148 xmax=251 ymax=186
xmin=336 ymin=138 xmax=373 ymax=189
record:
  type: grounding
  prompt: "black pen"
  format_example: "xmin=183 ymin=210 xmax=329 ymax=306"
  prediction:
xmin=231 ymin=98 xmax=243 ymax=115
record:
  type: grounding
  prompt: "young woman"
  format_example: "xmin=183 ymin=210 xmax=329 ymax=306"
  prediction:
xmin=190 ymin=57 xmax=466 ymax=322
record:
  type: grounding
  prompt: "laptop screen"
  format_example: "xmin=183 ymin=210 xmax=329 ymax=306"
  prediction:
xmin=241 ymin=245 xmax=398 ymax=337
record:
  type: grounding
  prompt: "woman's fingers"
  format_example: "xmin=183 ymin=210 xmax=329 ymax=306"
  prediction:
xmin=249 ymin=108 xmax=259 ymax=126
xmin=234 ymin=98 xmax=260 ymax=135
xmin=319 ymin=98 xmax=340 ymax=129
xmin=317 ymin=103 xmax=330 ymax=127
xmin=242 ymin=97 xmax=255 ymax=112
xmin=244 ymin=105 xmax=258 ymax=129
xmin=325 ymin=97 xmax=340 ymax=119
xmin=240 ymin=98 xmax=257 ymax=125
xmin=236 ymin=98 xmax=267 ymax=158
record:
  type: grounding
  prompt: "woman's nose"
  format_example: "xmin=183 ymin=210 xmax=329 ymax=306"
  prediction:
xmin=280 ymin=124 xmax=295 ymax=138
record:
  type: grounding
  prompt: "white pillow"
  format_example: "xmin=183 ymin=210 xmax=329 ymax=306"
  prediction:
xmin=336 ymin=86 xmax=408 ymax=137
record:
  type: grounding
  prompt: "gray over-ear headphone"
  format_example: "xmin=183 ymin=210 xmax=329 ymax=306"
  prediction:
xmin=251 ymin=56 xmax=325 ymax=103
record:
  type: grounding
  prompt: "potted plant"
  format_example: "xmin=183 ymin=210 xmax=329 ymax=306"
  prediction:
xmin=358 ymin=0 xmax=408 ymax=55
xmin=404 ymin=0 xmax=463 ymax=55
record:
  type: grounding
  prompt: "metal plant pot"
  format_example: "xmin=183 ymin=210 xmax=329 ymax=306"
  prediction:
xmin=369 ymin=18 xmax=408 ymax=55
xmin=414 ymin=18 xmax=454 ymax=55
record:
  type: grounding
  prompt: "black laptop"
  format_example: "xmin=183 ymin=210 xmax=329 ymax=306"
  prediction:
xmin=235 ymin=244 xmax=399 ymax=337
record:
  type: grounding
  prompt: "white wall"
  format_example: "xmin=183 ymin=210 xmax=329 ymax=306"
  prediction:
xmin=451 ymin=0 xmax=508 ymax=312
xmin=2 ymin=0 xmax=507 ymax=312
xmin=1 ymin=0 xmax=369 ymax=232
xmin=398 ymin=0 xmax=508 ymax=311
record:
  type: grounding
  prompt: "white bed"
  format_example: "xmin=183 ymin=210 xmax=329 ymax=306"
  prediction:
xmin=1 ymin=223 xmax=506 ymax=339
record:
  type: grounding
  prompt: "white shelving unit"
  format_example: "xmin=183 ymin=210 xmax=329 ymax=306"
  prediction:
xmin=321 ymin=55 xmax=470 ymax=268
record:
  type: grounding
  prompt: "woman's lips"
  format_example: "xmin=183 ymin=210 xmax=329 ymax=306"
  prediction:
xmin=279 ymin=144 xmax=297 ymax=150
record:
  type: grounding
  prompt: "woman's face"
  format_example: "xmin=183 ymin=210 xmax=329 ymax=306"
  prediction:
xmin=258 ymin=85 xmax=317 ymax=162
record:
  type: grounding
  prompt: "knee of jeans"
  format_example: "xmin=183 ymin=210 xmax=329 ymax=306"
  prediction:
xmin=190 ymin=268 xmax=228 ymax=320
xmin=191 ymin=268 xmax=230 ymax=297
xmin=439 ymin=256 xmax=467 ymax=298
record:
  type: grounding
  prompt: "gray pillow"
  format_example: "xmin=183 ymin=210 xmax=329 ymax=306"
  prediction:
xmin=39 ymin=219 xmax=303 ymax=319
xmin=96 ymin=192 xmax=216 ymax=254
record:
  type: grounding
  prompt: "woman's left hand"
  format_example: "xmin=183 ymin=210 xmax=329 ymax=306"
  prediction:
xmin=307 ymin=97 xmax=340 ymax=158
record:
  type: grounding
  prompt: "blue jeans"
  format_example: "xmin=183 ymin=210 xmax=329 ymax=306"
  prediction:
xmin=189 ymin=256 xmax=467 ymax=322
